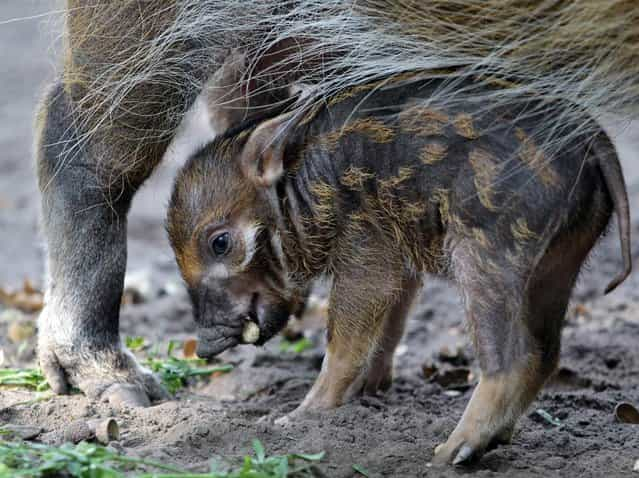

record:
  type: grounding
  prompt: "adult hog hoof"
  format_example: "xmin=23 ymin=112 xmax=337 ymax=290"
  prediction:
xmin=103 ymin=384 xmax=151 ymax=408
xmin=39 ymin=338 xmax=169 ymax=407
xmin=83 ymin=371 xmax=169 ymax=409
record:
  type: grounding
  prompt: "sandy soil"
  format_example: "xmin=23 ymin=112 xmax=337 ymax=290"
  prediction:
xmin=1 ymin=3 xmax=638 ymax=477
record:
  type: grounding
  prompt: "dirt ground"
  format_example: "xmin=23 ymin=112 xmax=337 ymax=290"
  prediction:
xmin=1 ymin=3 xmax=639 ymax=477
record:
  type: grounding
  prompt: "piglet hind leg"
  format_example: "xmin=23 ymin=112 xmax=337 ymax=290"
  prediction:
xmin=433 ymin=233 xmax=592 ymax=465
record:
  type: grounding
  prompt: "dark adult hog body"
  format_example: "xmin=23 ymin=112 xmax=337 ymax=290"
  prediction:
xmin=168 ymin=76 xmax=631 ymax=465
xmin=36 ymin=0 xmax=639 ymax=417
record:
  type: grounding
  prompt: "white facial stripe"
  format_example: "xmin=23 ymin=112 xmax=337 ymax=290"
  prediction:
xmin=209 ymin=263 xmax=230 ymax=279
xmin=239 ymin=224 xmax=260 ymax=270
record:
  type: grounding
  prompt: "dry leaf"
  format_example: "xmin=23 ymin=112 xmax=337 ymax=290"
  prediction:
xmin=0 ymin=281 xmax=44 ymax=313
xmin=183 ymin=338 xmax=198 ymax=359
xmin=23 ymin=279 xmax=38 ymax=295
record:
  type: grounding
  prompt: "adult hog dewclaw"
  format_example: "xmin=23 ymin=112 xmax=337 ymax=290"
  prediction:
xmin=166 ymin=57 xmax=631 ymax=465
xmin=36 ymin=1 xmax=638 ymax=417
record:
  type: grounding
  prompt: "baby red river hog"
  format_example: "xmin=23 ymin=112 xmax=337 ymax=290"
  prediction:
xmin=166 ymin=55 xmax=631 ymax=466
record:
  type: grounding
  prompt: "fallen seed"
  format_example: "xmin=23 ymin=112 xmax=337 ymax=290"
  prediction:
xmin=615 ymin=402 xmax=639 ymax=424
xmin=242 ymin=321 xmax=260 ymax=344
xmin=94 ymin=418 xmax=120 ymax=444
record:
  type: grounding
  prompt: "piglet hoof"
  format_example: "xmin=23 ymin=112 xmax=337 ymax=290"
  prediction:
xmin=363 ymin=363 xmax=393 ymax=396
xmin=433 ymin=441 xmax=479 ymax=466
xmin=274 ymin=414 xmax=292 ymax=427
xmin=274 ymin=406 xmax=308 ymax=427
xmin=433 ymin=425 xmax=514 ymax=466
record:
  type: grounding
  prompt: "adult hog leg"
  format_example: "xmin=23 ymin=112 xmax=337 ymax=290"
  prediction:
xmin=363 ymin=276 xmax=422 ymax=395
xmin=36 ymin=84 xmax=171 ymax=406
xmin=34 ymin=3 xmax=216 ymax=406
xmin=433 ymin=229 xmax=594 ymax=465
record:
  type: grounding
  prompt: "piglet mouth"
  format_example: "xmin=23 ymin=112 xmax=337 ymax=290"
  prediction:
xmin=195 ymin=294 xmax=262 ymax=358
xmin=195 ymin=327 xmax=241 ymax=358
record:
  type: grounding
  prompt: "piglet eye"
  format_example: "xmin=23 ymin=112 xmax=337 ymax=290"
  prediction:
xmin=209 ymin=232 xmax=231 ymax=256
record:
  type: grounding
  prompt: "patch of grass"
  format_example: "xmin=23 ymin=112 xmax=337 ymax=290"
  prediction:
xmin=144 ymin=341 xmax=233 ymax=394
xmin=0 ymin=368 xmax=49 ymax=392
xmin=279 ymin=338 xmax=312 ymax=354
xmin=0 ymin=439 xmax=324 ymax=477
xmin=352 ymin=464 xmax=370 ymax=477
xmin=125 ymin=336 xmax=146 ymax=352
xmin=534 ymin=408 xmax=563 ymax=428
xmin=0 ymin=340 xmax=233 ymax=397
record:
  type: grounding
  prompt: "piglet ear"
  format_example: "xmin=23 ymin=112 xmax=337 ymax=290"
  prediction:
xmin=240 ymin=113 xmax=293 ymax=187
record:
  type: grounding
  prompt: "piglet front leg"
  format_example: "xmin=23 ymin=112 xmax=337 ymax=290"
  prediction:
xmin=279 ymin=245 xmax=410 ymax=421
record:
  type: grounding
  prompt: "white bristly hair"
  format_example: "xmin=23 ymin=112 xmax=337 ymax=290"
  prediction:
xmin=53 ymin=0 xmax=639 ymax=174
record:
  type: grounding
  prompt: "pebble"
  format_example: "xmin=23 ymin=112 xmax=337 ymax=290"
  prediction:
xmin=1 ymin=424 xmax=42 ymax=440
xmin=543 ymin=456 xmax=565 ymax=470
